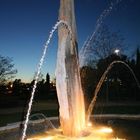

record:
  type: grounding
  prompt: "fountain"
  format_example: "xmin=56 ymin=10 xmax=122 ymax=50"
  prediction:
xmin=25 ymin=61 xmax=140 ymax=140
xmin=20 ymin=0 xmax=139 ymax=140
xmin=21 ymin=20 xmax=73 ymax=140
xmin=79 ymin=0 xmax=122 ymax=67
xmin=86 ymin=60 xmax=140 ymax=123
xmin=55 ymin=0 xmax=85 ymax=137
xmin=21 ymin=0 xmax=85 ymax=139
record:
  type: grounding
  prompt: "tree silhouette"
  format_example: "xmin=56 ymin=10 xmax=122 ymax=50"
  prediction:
xmin=12 ymin=79 xmax=22 ymax=95
xmin=80 ymin=24 xmax=126 ymax=67
xmin=45 ymin=73 xmax=50 ymax=94
xmin=46 ymin=73 xmax=50 ymax=85
xmin=81 ymin=53 xmax=140 ymax=102
xmin=0 ymin=55 xmax=17 ymax=84
xmin=136 ymin=47 xmax=140 ymax=82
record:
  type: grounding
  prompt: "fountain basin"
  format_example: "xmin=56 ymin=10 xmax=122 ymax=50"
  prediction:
xmin=26 ymin=115 xmax=140 ymax=140
xmin=1 ymin=115 xmax=140 ymax=140
xmin=27 ymin=122 xmax=124 ymax=140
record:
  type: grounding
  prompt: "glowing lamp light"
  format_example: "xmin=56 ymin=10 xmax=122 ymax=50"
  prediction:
xmin=114 ymin=49 xmax=120 ymax=55
xmin=10 ymin=84 xmax=13 ymax=88
xmin=87 ymin=122 xmax=92 ymax=127
xmin=98 ymin=127 xmax=113 ymax=134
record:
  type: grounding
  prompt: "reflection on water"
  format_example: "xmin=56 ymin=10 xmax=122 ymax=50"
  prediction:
xmin=27 ymin=124 xmax=125 ymax=140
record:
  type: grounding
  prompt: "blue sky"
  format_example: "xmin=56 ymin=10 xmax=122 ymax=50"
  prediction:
xmin=0 ymin=0 xmax=140 ymax=82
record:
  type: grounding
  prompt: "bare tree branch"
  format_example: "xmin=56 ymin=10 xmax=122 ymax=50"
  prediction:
xmin=0 ymin=55 xmax=17 ymax=84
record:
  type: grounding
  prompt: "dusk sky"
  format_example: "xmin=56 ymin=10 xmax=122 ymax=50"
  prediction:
xmin=0 ymin=0 xmax=140 ymax=82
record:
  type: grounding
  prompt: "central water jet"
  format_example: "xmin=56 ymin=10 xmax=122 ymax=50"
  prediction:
xmin=55 ymin=0 xmax=85 ymax=136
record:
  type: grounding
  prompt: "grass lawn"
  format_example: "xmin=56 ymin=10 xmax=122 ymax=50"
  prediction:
xmin=0 ymin=109 xmax=59 ymax=127
xmin=93 ymin=105 xmax=140 ymax=114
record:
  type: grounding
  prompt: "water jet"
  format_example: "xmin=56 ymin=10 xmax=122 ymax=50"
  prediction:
xmin=21 ymin=0 xmax=140 ymax=140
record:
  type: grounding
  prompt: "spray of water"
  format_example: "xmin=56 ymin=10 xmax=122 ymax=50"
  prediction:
xmin=86 ymin=60 xmax=140 ymax=122
xmin=79 ymin=0 xmax=122 ymax=67
xmin=29 ymin=113 xmax=56 ymax=130
xmin=21 ymin=20 xmax=72 ymax=140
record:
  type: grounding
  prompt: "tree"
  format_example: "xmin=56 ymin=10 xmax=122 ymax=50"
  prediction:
xmin=136 ymin=47 xmax=140 ymax=82
xmin=80 ymin=24 xmax=126 ymax=67
xmin=12 ymin=79 xmax=22 ymax=95
xmin=46 ymin=73 xmax=50 ymax=92
xmin=33 ymin=72 xmax=43 ymax=82
xmin=80 ymin=66 xmax=97 ymax=109
xmin=46 ymin=73 xmax=50 ymax=85
xmin=80 ymin=53 xmax=140 ymax=102
xmin=0 ymin=55 xmax=17 ymax=84
xmin=136 ymin=47 xmax=140 ymax=66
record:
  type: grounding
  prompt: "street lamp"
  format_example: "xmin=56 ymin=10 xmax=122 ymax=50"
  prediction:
xmin=114 ymin=49 xmax=120 ymax=55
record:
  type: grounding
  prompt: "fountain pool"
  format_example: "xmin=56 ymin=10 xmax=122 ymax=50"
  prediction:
xmin=27 ymin=123 xmax=125 ymax=140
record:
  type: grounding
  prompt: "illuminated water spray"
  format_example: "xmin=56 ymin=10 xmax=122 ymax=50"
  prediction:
xmin=21 ymin=20 xmax=73 ymax=140
xmin=22 ymin=0 xmax=128 ymax=140
xmin=87 ymin=60 xmax=140 ymax=122
xmin=22 ymin=0 xmax=86 ymax=139
xmin=79 ymin=0 xmax=122 ymax=67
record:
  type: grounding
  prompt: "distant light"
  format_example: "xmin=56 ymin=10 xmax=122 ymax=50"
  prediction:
xmin=87 ymin=122 xmax=92 ymax=127
xmin=114 ymin=49 xmax=120 ymax=55
xmin=10 ymin=84 xmax=13 ymax=88
xmin=98 ymin=127 xmax=113 ymax=133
